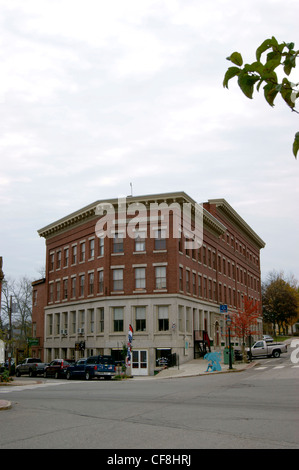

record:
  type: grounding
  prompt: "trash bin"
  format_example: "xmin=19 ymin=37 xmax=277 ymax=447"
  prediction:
xmin=223 ymin=347 xmax=234 ymax=365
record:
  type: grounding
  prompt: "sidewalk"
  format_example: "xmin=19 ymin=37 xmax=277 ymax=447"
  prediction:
xmin=152 ymin=357 xmax=257 ymax=379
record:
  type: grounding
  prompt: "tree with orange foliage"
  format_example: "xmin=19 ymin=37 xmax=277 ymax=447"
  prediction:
xmin=231 ymin=296 xmax=261 ymax=362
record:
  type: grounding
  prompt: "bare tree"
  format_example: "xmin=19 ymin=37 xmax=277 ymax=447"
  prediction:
xmin=1 ymin=276 xmax=33 ymax=342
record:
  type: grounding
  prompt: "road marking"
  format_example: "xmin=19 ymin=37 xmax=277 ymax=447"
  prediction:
xmin=273 ymin=366 xmax=285 ymax=369
xmin=256 ymin=367 xmax=268 ymax=370
xmin=0 ymin=382 xmax=69 ymax=394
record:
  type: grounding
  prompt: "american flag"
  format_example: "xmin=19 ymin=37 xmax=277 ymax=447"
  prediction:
xmin=126 ymin=324 xmax=134 ymax=366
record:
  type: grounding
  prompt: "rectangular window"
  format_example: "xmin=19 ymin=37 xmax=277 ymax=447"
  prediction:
xmin=178 ymin=305 xmax=184 ymax=332
xmin=209 ymin=279 xmax=212 ymax=299
xmin=49 ymin=253 xmax=54 ymax=271
xmin=203 ymin=246 xmax=206 ymax=265
xmin=55 ymin=313 xmax=60 ymax=335
xmin=134 ymin=231 xmax=146 ymax=252
xmin=98 ymin=270 xmax=104 ymax=294
xmin=113 ymin=269 xmax=123 ymax=291
xmin=198 ymin=275 xmax=202 ymax=297
xmin=64 ymin=248 xmax=69 ymax=267
xmin=113 ymin=233 xmax=124 ymax=253
xmin=135 ymin=306 xmax=146 ymax=332
xmin=98 ymin=237 xmax=104 ymax=256
xmin=158 ymin=305 xmax=169 ymax=331
xmin=80 ymin=242 xmax=86 ymax=262
xmin=193 ymin=272 xmax=196 ymax=295
xmin=135 ymin=268 xmax=146 ymax=290
xmin=57 ymin=251 xmax=61 ymax=269
xmin=79 ymin=274 xmax=85 ymax=297
xmin=71 ymin=277 xmax=76 ymax=298
xmin=186 ymin=307 xmax=191 ymax=332
xmin=186 ymin=270 xmax=190 ymax=292
xmin=155 ymin=266 xmax=166 ymax=289
xmin=179 ymin=267 xmax=183 ymax=291
xmin=88 ymin=272 xmax=94 ymax=295
xmin=203 ymin=278 xmax=207 ymax=298
xmin=72 ymin=245 xmax=77 ymax=264
xmin=154 ymin=229 xmax=166 ymax=250
xmin=48 ymin=314 xmax=53 ymax=335
xmin=98 ymin=307 xmax=104 ymax=333
xmin=113 ymin=307 xmax=124 ymax=332
xmin=89 ymin=239 xmax=95 ymax=259
xmin=71 ymin=311 xmax=76 ymax=334
xmin=56 ymin=281 xmax=61 ymax=301
xmin=79 ymin=309 xmax=85 ymax=331
xmin=63 ymin=279 xmax=68 ymax=299
xmin=49 ymin=283 xmax=54 ymax=303
xmin=88 ymin=309 xmax=94 ymax=333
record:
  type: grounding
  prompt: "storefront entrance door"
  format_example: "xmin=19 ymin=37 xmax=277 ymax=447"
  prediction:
xmin=132 ymin=350 xmax=148 ymax=375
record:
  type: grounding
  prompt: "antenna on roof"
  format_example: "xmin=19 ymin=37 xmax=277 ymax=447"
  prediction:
xmin=130 ymin=182 xmax=133 ymax=197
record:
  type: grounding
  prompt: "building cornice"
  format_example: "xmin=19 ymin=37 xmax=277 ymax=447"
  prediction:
xmin=38 ymin=191 xmax=226 ymax=240
xmin=208 ymin=199 xmax=266 ymax=249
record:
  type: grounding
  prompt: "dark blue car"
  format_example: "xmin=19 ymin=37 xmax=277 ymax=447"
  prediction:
xmin=66 ymin=358 xmax=88 ymax=380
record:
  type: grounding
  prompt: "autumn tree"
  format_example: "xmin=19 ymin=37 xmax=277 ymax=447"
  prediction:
xmin=223 ymin=36 xmax=299 ymax=157
xmin=231 ymin=295 xmax=261 ymax=362
xmin=262 ymin=271 xmax=299 ymax=335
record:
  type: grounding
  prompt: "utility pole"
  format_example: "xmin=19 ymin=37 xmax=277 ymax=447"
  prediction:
xmin=8 ymin=295 xmax=12 ymax=375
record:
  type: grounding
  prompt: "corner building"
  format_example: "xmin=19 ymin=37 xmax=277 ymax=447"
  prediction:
xmin=32 ymin=192 xmax=265 ymax=375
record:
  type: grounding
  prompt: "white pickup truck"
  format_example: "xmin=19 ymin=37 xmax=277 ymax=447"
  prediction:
xmin=248 ymin=340 xmax=287 ymax=359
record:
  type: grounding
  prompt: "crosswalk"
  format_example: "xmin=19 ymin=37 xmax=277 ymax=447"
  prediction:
xmin=255 ymin=364 xmax=299 ymax=371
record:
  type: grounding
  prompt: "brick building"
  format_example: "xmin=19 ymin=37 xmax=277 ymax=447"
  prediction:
xmin=32 ymin=192 xmax=265 ymax=375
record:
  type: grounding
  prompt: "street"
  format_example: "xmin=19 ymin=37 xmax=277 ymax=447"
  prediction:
xmin=0 ymin=352 xmax=298 ymax=451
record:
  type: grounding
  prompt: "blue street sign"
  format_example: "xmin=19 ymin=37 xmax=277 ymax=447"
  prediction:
xmin=220 ymin=304 xmax=228 ymax=313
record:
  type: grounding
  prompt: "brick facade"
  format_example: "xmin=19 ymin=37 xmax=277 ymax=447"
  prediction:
xmin=32 ymin=192 xmax=265 ymax=375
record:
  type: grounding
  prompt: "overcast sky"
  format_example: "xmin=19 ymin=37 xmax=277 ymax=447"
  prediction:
xmin=0 ymin=0 xmax=298 ymax=284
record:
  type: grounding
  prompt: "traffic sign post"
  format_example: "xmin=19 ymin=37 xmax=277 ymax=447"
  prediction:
xmin=220 ymin=304 xmax=228 ymax=313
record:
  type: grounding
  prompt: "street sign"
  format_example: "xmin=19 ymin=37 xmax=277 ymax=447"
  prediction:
xmin=27 ymin=338 xmax=39 ymax=346
xmin=220 ymin=304 xmax=228 ymax=313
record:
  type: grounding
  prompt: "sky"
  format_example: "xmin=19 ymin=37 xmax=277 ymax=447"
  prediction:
xmin=0 ymin=0 xmax=298 ymax=284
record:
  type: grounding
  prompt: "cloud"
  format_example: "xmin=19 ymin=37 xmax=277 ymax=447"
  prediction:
xmin=0 ymin=0 xmax=298 ymax=281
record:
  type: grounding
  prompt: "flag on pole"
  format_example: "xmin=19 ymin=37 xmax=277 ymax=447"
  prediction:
xmin=126 ymin=324 xmax=134 ymax=366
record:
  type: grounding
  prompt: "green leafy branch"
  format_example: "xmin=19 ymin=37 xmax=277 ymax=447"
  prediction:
xmin=223 ymin=36 xmax=299 ymax=158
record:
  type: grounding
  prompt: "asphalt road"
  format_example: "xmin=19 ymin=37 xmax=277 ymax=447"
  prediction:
xmin=0 ymin=352 xmax=298 ymax=451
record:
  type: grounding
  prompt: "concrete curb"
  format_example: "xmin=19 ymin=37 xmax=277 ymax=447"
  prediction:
xmin=153 ymin=360 xmax=258 ymax=380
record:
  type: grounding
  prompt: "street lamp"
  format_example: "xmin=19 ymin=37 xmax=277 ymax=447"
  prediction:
xmin=226 ymin=314 xmax=233 ymax=370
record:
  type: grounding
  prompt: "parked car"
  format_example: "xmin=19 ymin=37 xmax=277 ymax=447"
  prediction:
xmin=70 ymin=355 xmax=116 ymax=380
xmin=263 ymin=335 xmax=274 ymax=342
xmin=66 ymin=358 xmax=88 ymax=380
xmin=43 ymin=359 xmax=72 ymax=379
xmin=16 ymin=358 xmax=48 ymax=377
xmin=87 ymin=355 xmax=116 ymax=380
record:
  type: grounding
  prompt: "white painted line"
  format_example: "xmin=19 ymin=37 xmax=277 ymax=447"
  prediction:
xmin=273 ymin=366 xmax=285 ymax=369
xmin=256 ymin=367 xmax=268 ymax=370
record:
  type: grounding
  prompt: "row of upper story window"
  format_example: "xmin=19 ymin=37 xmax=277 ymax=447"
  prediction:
xmin=46 ymin=263 xmax=259 ymax=307
xmin=48 ymin=265 xmax=168 ymax=303
xmin=220 ymin=230 xmax=260 ymax=266
xmin=48 ymin=230 xmax=166 ymax=272
xmin=48 ymin=230 xmax=260 ymax=274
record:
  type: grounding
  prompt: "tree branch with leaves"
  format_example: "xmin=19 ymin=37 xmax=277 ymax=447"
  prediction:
xmin=223 ymin=36 xmax=299 ymax=157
